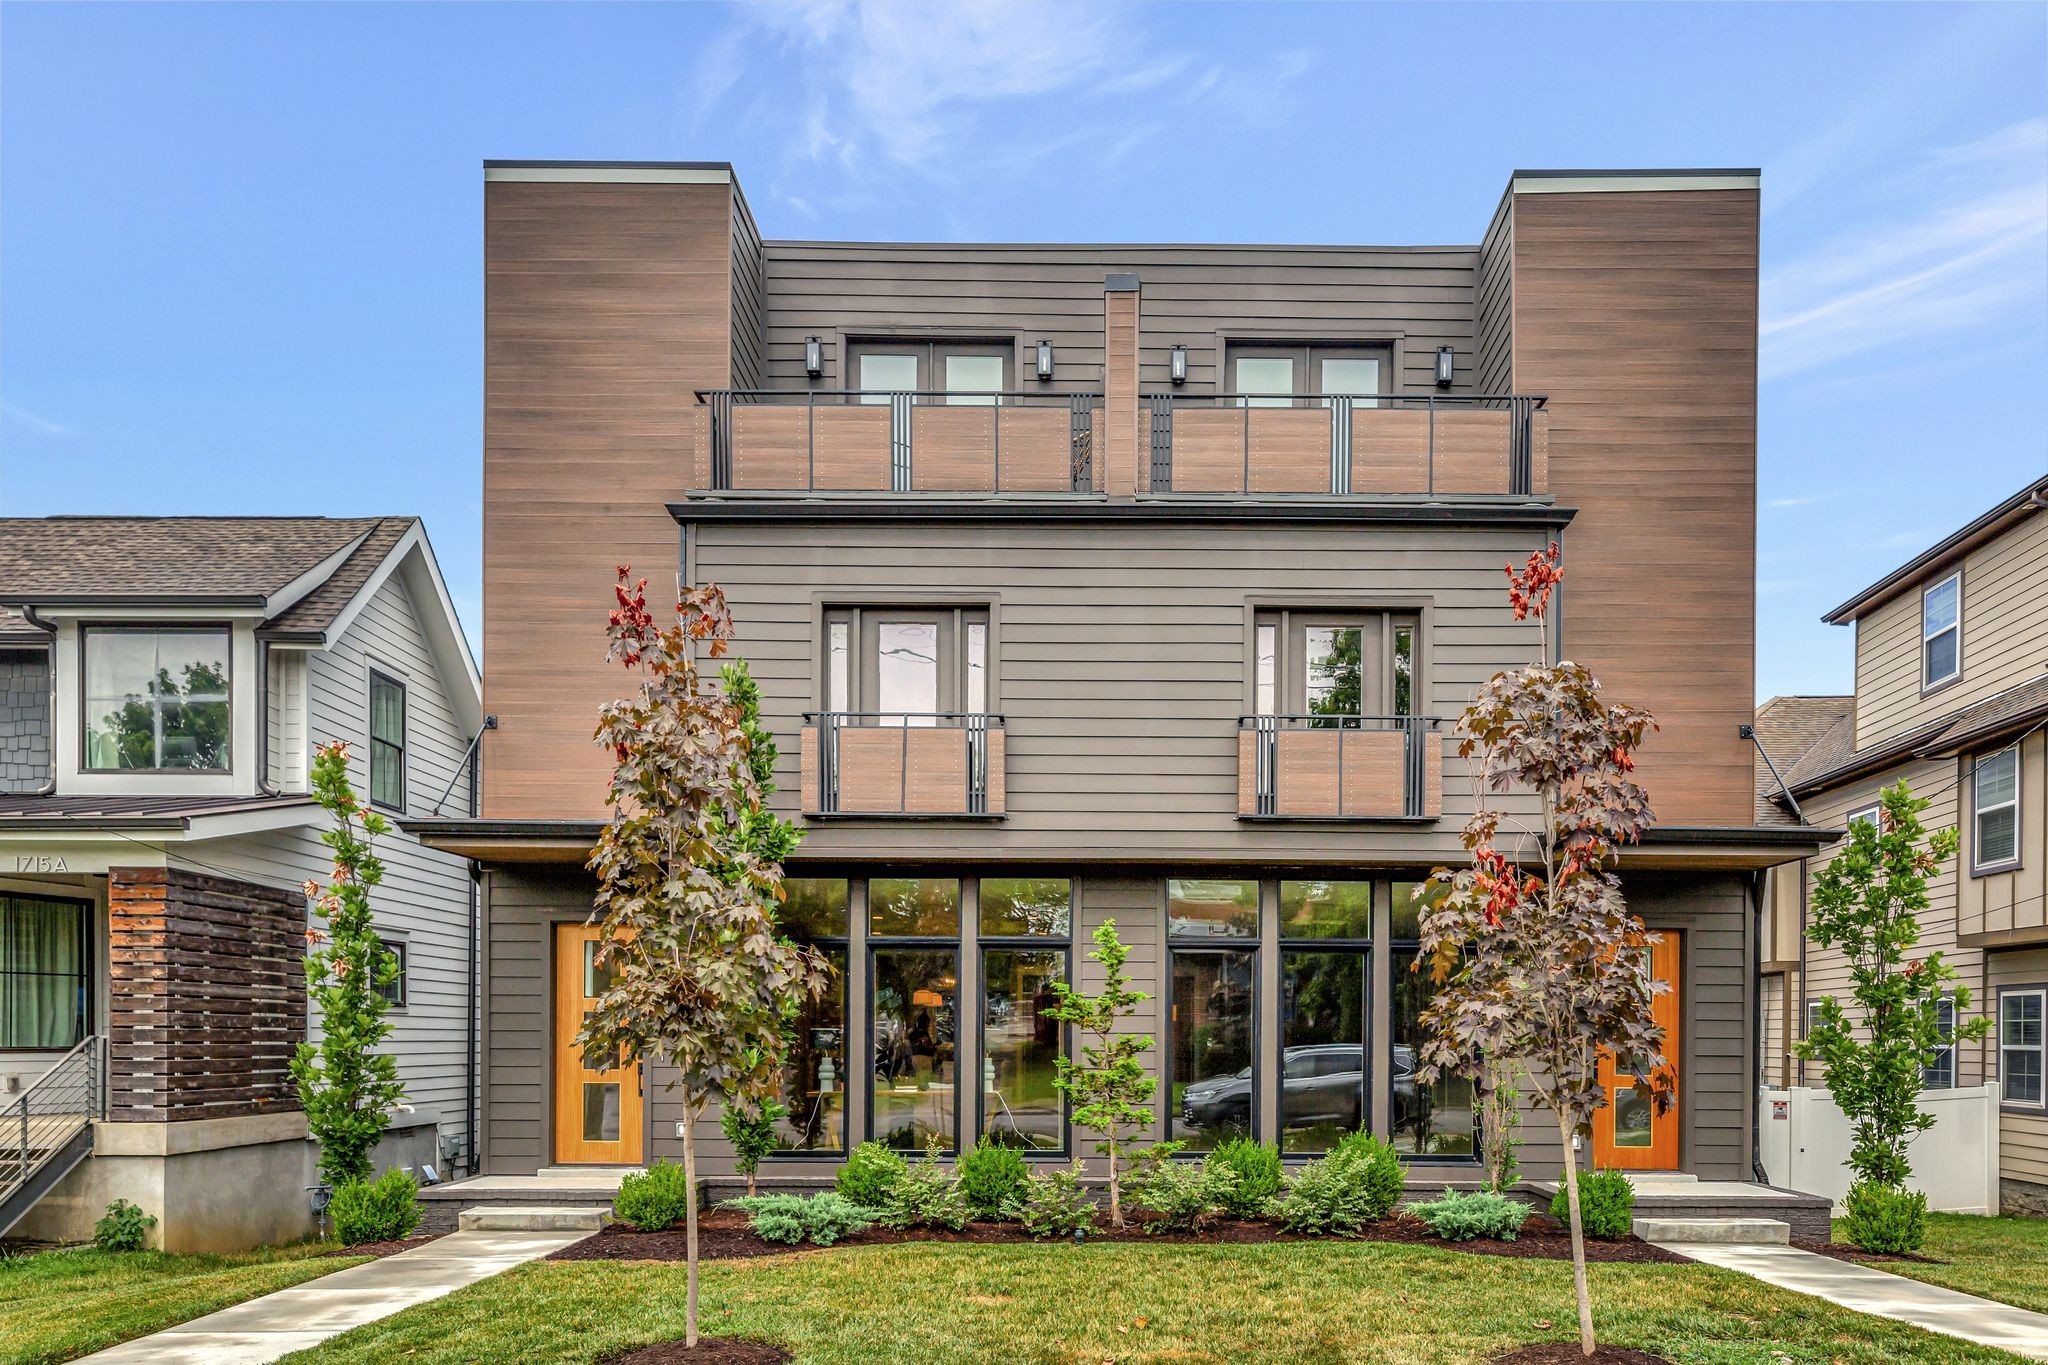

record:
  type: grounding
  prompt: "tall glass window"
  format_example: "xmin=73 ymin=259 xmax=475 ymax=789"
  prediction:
xmin=869 ymin=878 xmax=961 ymax=1152
xmin=1389 ymin=880 xmax=1476 ymax=1159
xmin=1278 ymin=880 xmax=1371 ymax=1153
xmin=980 ymin=875 xmax=1071 ymax=1153
xmin=83 ymin=627 xmax=231 ymax=771
xmin=1168 ymin=878 xmax=1257 ymax=1150
xmin=0 ymin=894 xmax=90 ymax=1049
xmin=776 ymin=878 xmax=849 ymax=1154
xmin=369 ymin=670 xmax=406 ymax=812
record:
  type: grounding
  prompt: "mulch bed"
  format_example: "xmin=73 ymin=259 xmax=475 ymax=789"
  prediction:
xmin=1792 ymin=1239 xmax=1948 ymax=1267
xmin=326 ymin=1233 xmax=445 ymax=1259
xmin=1494 ymin=1347 xmax=1672 ymax=1364
xmin=599 ymin=1339 xmax=791 ymax=1365
xmin=549 ymin=1208 xmax=1688 ymax=1265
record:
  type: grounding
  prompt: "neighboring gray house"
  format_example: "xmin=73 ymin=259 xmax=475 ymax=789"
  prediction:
xmin=0 ymin=516 xmax=482 ymax=1250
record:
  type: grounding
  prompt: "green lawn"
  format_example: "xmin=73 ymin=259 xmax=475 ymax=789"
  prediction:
xmin=1832 ymin=1213 xmax=2048 ymax=1315
xmin=0 ymin=1241 xmax=366 ymax=1365
xmin=285 ymin=1240 xmax=2027 ymax=1365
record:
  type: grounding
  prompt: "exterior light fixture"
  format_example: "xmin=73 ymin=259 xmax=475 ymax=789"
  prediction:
xmin=805 ymin=336 xmax=824 ymax=378
xmin=1170 ymin=344 xmax=1188 ymax=386
xmin=1036 ymin=339 xmax=1054 ymax=381
xmin=1434 ymin=345 xmax=1455 ymax=388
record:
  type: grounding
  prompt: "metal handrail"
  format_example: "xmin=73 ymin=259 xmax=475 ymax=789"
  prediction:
xmin=1146 ymin=392 xmax=1548 ymax=497
xmin=805 ymin=711 xmax=1005 ymax=817
xmin=2 ymin=1035 xmax=104 ymax=1209
xmin=1240 ymin=713 xmax=1440 ymax=818
xmin=698 ymin=389 xmax=1100 ymax=402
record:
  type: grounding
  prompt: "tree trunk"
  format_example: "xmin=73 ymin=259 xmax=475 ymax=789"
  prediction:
xmin=1556 ymin=1113 xmax=1595 ymax=1356
xmin=683 ymin=1106 xmax=701 ymax=1350
xmin=1107 ymin=1139 xmax=1122 ymax=1229
xmin=745 ymin=1163 xmax=757 ymax=1198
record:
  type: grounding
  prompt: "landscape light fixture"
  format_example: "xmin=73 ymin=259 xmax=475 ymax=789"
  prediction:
xmin=1170 ymin=344 xmax=1188 ymax=386
xmin=1435 ymin=345 xmax=1455 ymax=388
xmin=805 ymin=336 xmax=824 ymax=378
xmin=1036 ymin=339 xmax=1054 ymax=381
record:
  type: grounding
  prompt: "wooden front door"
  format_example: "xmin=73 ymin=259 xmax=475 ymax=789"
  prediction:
xmin=1593 ymin=932 xmax=1680 ymax=1171
xmin=553 ymin=922 xmax=643 ymax=1165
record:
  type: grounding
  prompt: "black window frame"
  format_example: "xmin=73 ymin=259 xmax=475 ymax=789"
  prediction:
xmin=1275 ymin=878 xmax=1373 ymax=1156
xmin=975 ymin=875 xmax=1075 ymax=1157
xmin=769 ymin=876 xmax=852 ymax=1159
xmin=368 ymin=668 xmax=407 ymax=814
xmin=1923 ymin=996 xmax=1956 ymax=1091
xmin=0 ymin=891 xmax=94 ymax=1053
xmin=373 ymin=935 xmax=409 ymax=1010
xmin=865 ymin=876 xmax=964 ymax=1156
xmin=1165 ymin=876 xmax=1262 ymax=1151
xmin=1389 ymin=878 xmax=1480 ymax=1165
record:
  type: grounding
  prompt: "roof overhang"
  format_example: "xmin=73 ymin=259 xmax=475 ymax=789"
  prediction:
xmin=1823 ymin=478 xmax=2048 ymax=624
xmin=403 ymin=818 xmax=602 ymax=864
xmin=1617 ymin=824 xmax=1841 ymax=870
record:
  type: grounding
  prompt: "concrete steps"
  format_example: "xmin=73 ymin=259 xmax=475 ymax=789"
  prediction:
xmin=457 ymin=1205 xmax=609 ymax=1233
xmin=1634 ymin=1216 xmax=1790 ymax=1245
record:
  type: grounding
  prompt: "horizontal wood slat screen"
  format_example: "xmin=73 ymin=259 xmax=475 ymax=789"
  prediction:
xmin=911 ymin=408 xmax=994 ymax=492
xmin=107 ymin=867 xmax=305 ymax=1123
xmin=799 ymin=723 xmax=1004 ymax=816
xmin=1248 ymin=409 xmax=1331 ymax=493
xmin=1237 ymin=728 xmax=1444 ymax=819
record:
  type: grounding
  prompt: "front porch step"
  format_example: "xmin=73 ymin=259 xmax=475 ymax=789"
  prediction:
xmin=1634 ymin=1216 xmax=1790 ymax=1245
xmin=458 ymin=1205 xmax=608 ymax=1233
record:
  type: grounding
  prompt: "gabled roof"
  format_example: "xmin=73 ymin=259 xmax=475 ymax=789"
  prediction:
xmin=1751 ymin=695 xmax=1853 ymax=824
xmin=1784 ymin=672 xmax=2048 ymax=798
xmin=1822 ymin=477 xmax=2048 ymax=625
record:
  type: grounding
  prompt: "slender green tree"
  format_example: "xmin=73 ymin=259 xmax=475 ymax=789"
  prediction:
xmin=1046 ymin=919 xmax=1155 ymax=1228
xmin=291 ymin=740 xmax=406 ymax=1186
xmin=1796 ymin=781 xmax=1989 ymax=1188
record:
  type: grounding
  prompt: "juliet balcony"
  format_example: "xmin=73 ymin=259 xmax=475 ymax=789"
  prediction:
xmin=691 ymin=390 xmax=1547 ymax=497
xmin=1237 ymin=714 xmax=1445 ymax=821
xmin=799 ymin=712 xmax=1006 ymax=819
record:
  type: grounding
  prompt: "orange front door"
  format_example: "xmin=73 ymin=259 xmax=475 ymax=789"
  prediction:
xmin=553 ymin=922 xmax=644 ymax=1165
xmin=1593 ymin=932 xmax=1680 ymax=1171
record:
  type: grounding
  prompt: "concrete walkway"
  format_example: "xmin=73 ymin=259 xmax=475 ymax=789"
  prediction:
xmin=79 ymin=1228 xmax=583 ymax=1365
xmin=1657 ymin=1240 xmax=2048 ymax=1361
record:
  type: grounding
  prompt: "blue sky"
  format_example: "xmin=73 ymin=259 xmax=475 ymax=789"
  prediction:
xmin=3 ymin=1 xmax=2044 ymax=700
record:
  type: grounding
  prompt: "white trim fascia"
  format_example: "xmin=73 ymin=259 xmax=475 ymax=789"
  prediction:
xmin=1511 ymin=173 xmax=1759 ymax=195
xmin=484 ymin=164 xmax=731 ymax=185
xmin=179 ymin=803 xmax=323 ymax=842
xmin=322 ymin=523 xmax=483 ymax=737
xmin=264 ymin=526 xmax=374 ymax=620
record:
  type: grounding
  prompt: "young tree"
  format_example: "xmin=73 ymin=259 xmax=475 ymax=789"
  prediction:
xmin=581 ymin=569 xmax=828 ymax=1349
xmin=1416 ymin=544 xmax=1666 ymax=1358
xmin=1046 ymin=919 xmax=1155 ymax=1229
xmin=1477 ymin=1057 xmax=1525 ymax=1194
xmin=1796 ymin=782 xmax=1989 ymax=1189
xmin=292 ymin=741 xmax=406 ymax=1187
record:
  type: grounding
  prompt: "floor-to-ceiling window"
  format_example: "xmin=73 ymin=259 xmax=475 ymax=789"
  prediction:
xmin=869 ymin=877 xmax=962 ymax=1153
xmin=978 ymin=877 xmax=1070 ymax=1152
xmin=775 ymin=878 xmax=850 ymax=1154
xmin=1389 ymin=880 xmax=1476 ymax=1158
xmin=1168 ymin=878 xmax=1258 ymax=1150
xmin=1277 ymin=879 xmax=1371 ymax=1153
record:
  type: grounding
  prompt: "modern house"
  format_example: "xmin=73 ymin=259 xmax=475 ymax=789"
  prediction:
xmin=0 ymin=516 xmax=483 ymax=1250
xmin=1756 ymin=476 xmax=2048 ymax=1215
xmin=411 ymin=161 xmax=1834 ymax=1207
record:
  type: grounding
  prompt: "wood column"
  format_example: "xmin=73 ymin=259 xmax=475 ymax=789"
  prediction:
xmin=1102 ymin=273 xmax=1142 ymax=496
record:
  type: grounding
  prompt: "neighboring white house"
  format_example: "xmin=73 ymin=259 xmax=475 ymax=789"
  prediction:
xmin=0 ymin=515 xmax=483 ymax=1250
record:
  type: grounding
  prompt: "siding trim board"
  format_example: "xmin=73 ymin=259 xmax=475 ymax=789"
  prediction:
xmin=669 ymin=499 xmax=1575 ymax=528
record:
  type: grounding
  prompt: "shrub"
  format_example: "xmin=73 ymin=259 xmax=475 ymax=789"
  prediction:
xmin=877 ymin=1142 xmax=968 ymax=1231
xmin=1206 ymin=1137 xmax=1282 ymax=1217
xmin=613 ymin=1159 xmax=692 ymax=1233
xmin=330 ymin=1168 xmax=421 ymax=1246
xmin=1018 ymin=1161 xmax=1097 ymax=1239
xmin=1551 ymin=1168 xmax=1634 ymax=1240
xmin=1409 ymin=1186 xmax=1529 ymax=1242
xmin=1274 ymin=1131 xmax=1404 ymax=1236
xmin=1843 ymin=1180 xmax=1928 ymax=1255
xmin=720 ymin=1098 xmax=787 ymax=1198
xmin=721 ymin=1193 xmax=876 ymax=1246
xmin=956 ymin=1136 xmax=1030 ymax=1220
xmin=1130 ymin=1142 xmax=1234 ymax=1233
xmin=835 ymin=1141 xmax=908 ymax=1209
xmin=92 ymin=1199 xmax=156 ymax=1252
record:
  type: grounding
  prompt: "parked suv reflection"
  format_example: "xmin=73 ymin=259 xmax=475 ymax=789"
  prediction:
xmin=1178 ymin=1044 xmax=1434 ymax=1143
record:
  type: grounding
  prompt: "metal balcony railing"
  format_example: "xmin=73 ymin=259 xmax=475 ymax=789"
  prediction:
xmin=695 ymin=390 xmax=1100 ymax=494
xmin=1239 ymin=714 xmax=1444 ymax=820
xmin=1148 ymin=393 xmax=1547 ymax=496
xmin=801 ymin=711 xmax=1006 ymax=817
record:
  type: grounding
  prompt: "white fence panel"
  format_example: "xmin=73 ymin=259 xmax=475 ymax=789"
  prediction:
xmin=1759 ymin=1085 xmax=1999 ymax=1215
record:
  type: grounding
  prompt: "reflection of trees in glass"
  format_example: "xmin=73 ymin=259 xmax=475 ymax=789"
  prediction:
xmin=1280 ymin=880 xmax=1372 ymax=939
xmin=1393 ymin=625 xmax=1414 ymax=716
xmin=1306 ymin=627 xmax=1362 ymax=724
xmin=1166 ymin=879 xmax=1258 ymax=938
xmin=93 ymin=660 xmax=230 ymax=769
xmin=980 ymin=877 xmax=1072 ymax=936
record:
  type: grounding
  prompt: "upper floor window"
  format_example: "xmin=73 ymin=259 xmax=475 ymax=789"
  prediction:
xmin=2003 ymin=989 xmax=2044 ymax=1109
xmin=369 ymin=670 xmax=407 ymax=812
xmin=823 ymin=606 xmax=992 ymax=720
xmin=1253 ymin=609 xmax=1417 ymax=722
xmin=1922 ymin=573 xmax=1960 ymax=689
xmin=849 ymin=339 xmax=1011 ymax=404
xmin=373 ymin=936 xmax=408 ymax=1009
xmin=1847 ymin=804 xmax=1880 ymax=833
xmin=83 ymin=626 xmax=231 ymax=771
xmin=1225 ymin=342 xmax=1390 ymax=408
xmin=1973 ymin=747 xmax=2020 ymax=872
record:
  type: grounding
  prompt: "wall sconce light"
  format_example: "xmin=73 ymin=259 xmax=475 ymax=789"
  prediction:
xmin=804 ymin=336 xmax=824 ymax=379
xmin=1036 ymin=339 xmax=1054 ymax=381
xmin=1170 ymin=344 xmax=1188 ymax=386
xmin=1434 ymin=345 xmax=1455 ymax=389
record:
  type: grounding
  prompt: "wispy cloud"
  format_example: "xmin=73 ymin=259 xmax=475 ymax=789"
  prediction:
xmin=1765 ymin=494 xmax=1833 ymax=510
xmin=3 ymin=402 xmax=75 ymax=438
xmin=1760 ymin=117 xmax=2048 ymax=383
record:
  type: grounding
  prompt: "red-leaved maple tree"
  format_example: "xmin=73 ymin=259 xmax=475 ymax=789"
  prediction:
xmin=1416 ymin=544 xmax=1668 ymax=1357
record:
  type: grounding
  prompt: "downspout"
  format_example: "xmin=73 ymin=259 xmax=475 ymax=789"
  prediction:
xmin=254 ymin=638 xmax=281 ymax=796
xmin=20 ymin=605 xmax=58 ymax=796
xmin=465 ymin=742 xmax=480 ymax=1175
xmin=1750 ymin=868 xmax=1770 ymax=1184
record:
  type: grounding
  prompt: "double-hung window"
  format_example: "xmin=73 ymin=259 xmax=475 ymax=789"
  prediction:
xmin=0 ymin=894 xmax=90 ymax=1050
xmin=1922 ymin=573 xmax=1960 ymax=689
xmin=369 ymin=670 xmax=407 ymax=812
xmin=83 ymin=626 xmax=231 ymax=771
xmin=1973 ymin=747 xmax=2020 ymax=873
xmin=1923 ymin=997 xmax=1956 ymax=1090
xmin=2002 ymin=990 xmax=2045 ymax=1108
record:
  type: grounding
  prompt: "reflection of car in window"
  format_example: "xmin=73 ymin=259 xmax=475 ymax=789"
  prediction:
xmin=1177 ymin=1043 xmax=1434 ymax=1139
